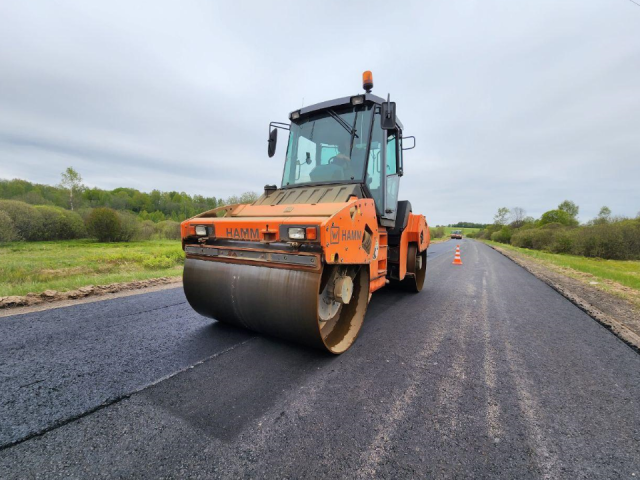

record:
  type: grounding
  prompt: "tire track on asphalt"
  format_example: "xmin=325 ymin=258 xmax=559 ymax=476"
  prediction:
xmin=185 ymin=292 xmax=413 ymax=478
xmin=480 ymin=272 xmax=503 ymax=441
xmin=482 ymin=243 xmax=561 ymax=479
xmin=431 ymin=283 xmax=474 ymax=437
xmin=354 ymin=250 xmax=461 ymax=479
xmin=140 ymin=281 xmax=403 ymax=477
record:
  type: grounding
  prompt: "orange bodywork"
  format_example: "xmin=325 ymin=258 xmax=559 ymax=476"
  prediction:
xmin=181 ymin=197 xmax=429 ymax=294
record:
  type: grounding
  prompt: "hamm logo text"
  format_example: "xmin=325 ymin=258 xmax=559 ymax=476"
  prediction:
xmin=225 ymin=228 xmax=260 ymax=240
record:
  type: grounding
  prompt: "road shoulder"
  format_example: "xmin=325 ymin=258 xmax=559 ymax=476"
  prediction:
xmin=0 ymin=277 xmax=182 ymax=318
xmin=486 ymin=243 xmax=640 ymax=353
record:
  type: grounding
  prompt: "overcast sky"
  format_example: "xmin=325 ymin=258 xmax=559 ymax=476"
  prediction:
xmin=0 ymin=1 xmax=638 ymax=225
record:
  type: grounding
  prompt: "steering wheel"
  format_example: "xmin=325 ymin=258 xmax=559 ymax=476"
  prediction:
xmin=329 ymin=155 xmax=349 ymax=167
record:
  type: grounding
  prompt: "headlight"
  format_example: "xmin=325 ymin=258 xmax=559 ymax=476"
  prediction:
xmin=288 ymin=227 xmax=305 ymax=240
xmin=195 ymin=225 xmax=207 ymax=236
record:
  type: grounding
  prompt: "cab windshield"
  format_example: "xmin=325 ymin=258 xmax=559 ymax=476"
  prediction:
xmin=282 ymin=104 xmax=374 ymax=187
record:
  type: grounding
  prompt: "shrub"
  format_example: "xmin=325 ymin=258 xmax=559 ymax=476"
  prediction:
xmin=0 ymin=199 xmax=44 ymax=241
xmin=60 ymin=210 xmax=88 ymax=239
xmin=76 ymin=207 xmax=94 ymax=223
xmin=530 ymin=229 xmax=556 ymax=250
xmin=157 ymin=220 xmax=181 ymax=240
xmin=490 ymin=226 xmax=512 ymax=244
xmin=510 ymin=219 xmax=640 ymax=260
xmin=0 ymin=211 xmax=18 ymax=242
xmin=136 ymin=220 xmax=156 ymax=241
xmin=571 ymin=222 xmax=636 ymax=260
xmin=475 ymin=229 xmax=488 ymax=240
xmin=623 ymin=218 xmax=640 ymax=257
xmin=116 ymin=211 xmax=140 ymax=242
xmin=511 ymin=229 xmax=534 ymax=249
xmin=511 ymin=228 xmax=556 ymax=250
xmin=86 ymin=208 xmax=121 ymax=242
xmin=34 ymin=206 xmax=65 ymax=241
xmin=550 ymin=230 xmax=574 ymax=254
xmin=477 ymin=224 xmax=500 ymax=240
xmin=540 ymin=222 xmax=564 ymax=230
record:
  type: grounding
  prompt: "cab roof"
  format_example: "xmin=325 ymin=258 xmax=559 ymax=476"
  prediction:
xmin=291 ymin=93 xmax=404 ymax=130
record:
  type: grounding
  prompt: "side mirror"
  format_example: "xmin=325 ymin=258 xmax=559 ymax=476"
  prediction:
xmin=268 ymin=128 xmax=278 ymax=157
xmin=380 ymin=95 xmax=396 ymax=130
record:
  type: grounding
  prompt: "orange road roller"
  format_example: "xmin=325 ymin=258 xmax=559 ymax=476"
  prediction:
xmin=181 ymin=72 xmax=430 ymax=354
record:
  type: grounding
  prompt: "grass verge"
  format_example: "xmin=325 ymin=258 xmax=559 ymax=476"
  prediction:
xmin=430 ymin=237 xmax=450 ymax=244
xmin=0 ymin=239 xmax=183 ymax=297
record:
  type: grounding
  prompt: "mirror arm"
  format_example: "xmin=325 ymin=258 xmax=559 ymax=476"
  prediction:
xmin=386 ymin=94 xmax=391 ymax=122
xmin=268 ymin=121 xmax=290 ymax=134
xmin=267 ymin=121 xmax=290 ymax=158
xmin=401 ymin=135 xmax=416 ymax=151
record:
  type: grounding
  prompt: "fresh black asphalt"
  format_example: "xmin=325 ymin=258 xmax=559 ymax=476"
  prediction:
xmin=1 ymin=240 xmax=639 ymax=478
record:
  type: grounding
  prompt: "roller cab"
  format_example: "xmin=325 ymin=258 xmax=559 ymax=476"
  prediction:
xmin=181 ymin=72 xmax=430 ymax=353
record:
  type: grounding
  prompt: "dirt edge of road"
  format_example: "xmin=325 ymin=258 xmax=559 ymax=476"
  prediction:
xmin=488 ymin=244 xmax=640 ymax=353
xmin=0 ymin=277 xmax=182 ymax=318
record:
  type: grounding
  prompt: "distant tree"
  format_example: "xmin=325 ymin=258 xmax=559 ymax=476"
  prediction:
xmin=59 ymin=167 xmax=83 ymax=211
xmin=494 ymin=207 xmax=510 ymax=226
xmin=539 ymin=209 xmax=578 ymax=227
xmin=598 ymin=206 xmax=611 ymax=218
xmin=592 ymin=206 xmax=612 ymax=225
xmin=558 ymin=200 xmax=579 ymax=219
xmin=225 ymin=191 xmax=259 ymax=205
xmin=1 ymin=176 xmax=236 ymax=222
xmin=240 ymin=192 xmax=259 ymax=204
xmin=510 ymin=207 xmax=526 ymax=228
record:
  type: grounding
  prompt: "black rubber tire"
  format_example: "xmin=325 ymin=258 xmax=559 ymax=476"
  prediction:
xmin=390 ymin=243 xmax=427 ymax=293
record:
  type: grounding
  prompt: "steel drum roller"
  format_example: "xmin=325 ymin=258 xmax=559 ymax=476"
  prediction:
xmin=183 ymin=258 xmax=370 ymax=353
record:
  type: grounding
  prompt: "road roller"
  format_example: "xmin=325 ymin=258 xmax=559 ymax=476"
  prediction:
xmin=181 ymin=71 xmax=430 ymax=354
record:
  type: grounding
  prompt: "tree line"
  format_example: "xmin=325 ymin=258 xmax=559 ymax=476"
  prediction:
xmin=0 ymin=167 xmax=258 ymax=223
xmin=448 ymin=222 xmax=488 ymax=229
xmin=0 ymin=167 xmax=259 ymax=243
xmin=471 ymin=201 xmax=640 ymax=260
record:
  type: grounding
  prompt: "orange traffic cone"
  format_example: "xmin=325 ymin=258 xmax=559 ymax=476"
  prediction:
xmin=452 ymin=245 xmax=463 ymax=265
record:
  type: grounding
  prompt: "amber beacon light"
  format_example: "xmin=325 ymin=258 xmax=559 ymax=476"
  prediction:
xmin=362 ymin=71 xmax=373 ymax=93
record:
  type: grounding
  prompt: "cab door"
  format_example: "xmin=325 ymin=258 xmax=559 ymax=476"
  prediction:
xmin=383 ymin=129 xmax=401 ymax=223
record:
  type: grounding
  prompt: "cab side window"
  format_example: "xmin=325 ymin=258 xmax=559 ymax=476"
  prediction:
xmin=386 ymin=131 xmax=397 ymax=175
xmin=366 ymin=114 xmax=384 ymax=213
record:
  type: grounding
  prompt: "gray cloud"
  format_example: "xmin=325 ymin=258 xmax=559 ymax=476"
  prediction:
xmin=0 ymin=0 xmax=638 ymax=225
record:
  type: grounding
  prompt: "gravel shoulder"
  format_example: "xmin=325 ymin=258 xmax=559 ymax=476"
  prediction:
xmin=488 ymin=243 xmax=640 ymax=352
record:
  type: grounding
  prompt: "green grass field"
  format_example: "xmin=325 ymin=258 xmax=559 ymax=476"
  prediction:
xmin=0 ymin=240 xmax=184 ymax=297
xmin=484 ymin=240 xmax=640 ymax=291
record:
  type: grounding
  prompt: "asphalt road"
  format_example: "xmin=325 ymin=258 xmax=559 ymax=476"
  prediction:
xmin=1 ymin=240 xmax=639 ymax=479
